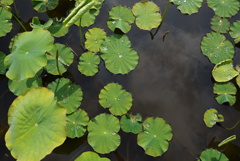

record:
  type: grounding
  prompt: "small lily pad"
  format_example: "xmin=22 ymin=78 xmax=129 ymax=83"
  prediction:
xmin=120 ymin=113 xmax=142 ymax=134
xmin=48 ymin=17 xmax=69 ymax=37
xmin=85 ymin=28 xmax=106 ymax=52
xmin=229 ymin=20 xmax=240 ymax=43
xmin=66 ymin=109 xmax=89 ymax=138
xmin=203 ymin=109 xmax=224 ymax=128
xmin=197 ymin=149 xmax=229 ymax=161
xmin=210 ymin=16 xmax=230 ymax=33
xmin=75 ymin=151 xmax=110 ymax=161
xmin=0 ymin=7 xmax=12 ymax=37
xmin=87 ymin=113 xmax=121 ymax=154
xmin=170 ymin=0 xmax=203 ymax=15
xmin=32 ymin=0 xmax=59 ymax=12
xmin=47 ymin=78 xmax=83 ymax=114
xmin=200 ymin=32 xmax=234 ymax=64
xmin=30 ymin=17 xmax=53 ymax=29
xmin=99 ymin=83 xmax=133 ymax=116
xmin=78 ymin=52 xmax=100 ymax=76
xmin=137 ymin=117 xmax=173 ymax=157
xmin=0 ymin=51 xmax=6 ymax=74
xmin=132 ymin=1 xmax=162 ymax=30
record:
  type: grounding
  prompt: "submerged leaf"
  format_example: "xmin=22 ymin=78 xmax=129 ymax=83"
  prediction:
xmin=170 ymin=0 xmax=203 ymax=15
xmin=210 ymin=16 xmax=230 ymax=33
xmin=78 ymin=52 xmax=100 ymax=76
xmin=0 ymin=51 xmax=6 ymax=74
xmin=32 ymin=0 xmax=59 ymax=12
xmin=75 ymin=151 xmax=110 ymax=161
xmin=85 ymin=28 xmax=106 ymax=52
xmin=229 ymin=20 xmax=240 ymax=43
xmin=120 ymin=113 xmax=142 ymax=134
xmin=0 ymin=7 xmax=12 ymax=37
xmin=203 ymin=109 xmax=224 ymax=128
xmin=197 ymin=149 xmax=229 ymax=161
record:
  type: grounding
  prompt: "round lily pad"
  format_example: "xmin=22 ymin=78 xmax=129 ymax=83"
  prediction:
xmin=107 ymin=6 xmax=135 ymax=33
xmin=132 ymin=1 xmax=162 ymax=30
xmin=4 ymin=29 xmax=54 ymax=81
xmin=120 ymin=113 xmax=142 ymax=134
xmin=229 ymin=20 xmax=240 ymax=43
xmin=0 ymin=7 xmax=12 ymax=37
xmin=87 ymin=113 xmax=121 ymax=154
xmin=200 ymin=32 xmax=234 ymax=64
xmin=75 ymin=151 xmax=110 ymax=161
xmin=66 ymin=109 xmax=89 ymax=138
xmin=48 ymin=17 xmax=69 ymax=37
xmin=100 ymin=34 xmax=139 ymax=74
xmin=203 ymin=109 xmax=224 ymax=128
xmin=44 ymin=43 xmax=74 ymax=75
xmin=0 ymin=51 xmax=6 ymax=74
xmin=197 ymin=149 xmax=229 ymax=161
xmin=30 ymin=17 xmax=53 ymax=29
xmin=78 ymin=52 xmax=100 ymax=76
xmin=32 ymin=0 xmax=59 ymax=12
xmin=47 ymin=78 xmax=83 ymax=114
xmin=99 ymin=83 xmax=133 ymax=116
xmin=210 ymin=16 xmax=230 ymax=33
xmin=5 ymin=87 xmax=66 ymax=161
xmin=85 ymin=28 xmax=106 ymax=52
xmin=170 ymin=0 xmax=203 ymax=15
xmin=137 ymin=117 xmax=173 ymax=157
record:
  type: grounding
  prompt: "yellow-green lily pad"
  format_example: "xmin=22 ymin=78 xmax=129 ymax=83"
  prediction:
xmin=78 ymin=52 xmax=100 ymax=76
xmin=75 ymin=151 xmax=110 ymax=161
xmin=229 ymin=20 xmax=240 ymax=43
xmin=203 ymin=109 xmax=224 ymax=128
xmin=85 ymin=28 xmax=106 ymax=52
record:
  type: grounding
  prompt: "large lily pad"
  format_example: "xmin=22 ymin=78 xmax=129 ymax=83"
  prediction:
xmin=4 ymin=29 xmax=54 ymax=81
xmin=0 ymin=51 xmax=6 ymax=74
xmin=197 ymin=149 xmax=229 ymax=161
xmin=99 ymin=83 xmax=133 ymax=116
xmin=0 ymin=7 xmax=12 ymax=37
xmin=210 ymin=16 xmax=230 ymax=33
xmin=78 ymin=52 xmax=100 ymax=76
xmin=132 ymin=1 xmax=162 ymax=30
xmin=5 ymin=87 xmax=66 ymax=161
xmin=87 ymin=113 xmax=121 ymax=154
xmin=203 ymin=109 xmax=224 ymax=128
xmin=32 ymin=0 xmax=59 ymax=12
xmin=48 ymin=17 xmax=69 ymax=37
xmin=137 ymin=117 xmax=173 ymax=157
xmin=100 ymin=34 xmax=139 ymax=74
xmin=85 ymin=28 xmax=106 ymax=52
xmin=75 ymin=151 xmax=110 ymax=161
xmin=120 ymin=113 xmax=142 ymax=134
xmin=200 ymin=32 xmax=234 ymax=64
xmin=47 ymin=78 xmax=83 ymax=114
xmin=229 ymin=20 xmax=240 ymax=43
xmin=170 ymin=0 xmax=203 ymax=15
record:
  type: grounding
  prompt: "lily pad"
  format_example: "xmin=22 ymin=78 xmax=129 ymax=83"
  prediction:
xmin=170 ymin=0 xmax=203 ymax=15
xmin=66 ymin=109 xmax=89 ymax=138
xmin=4 ymin=29 xmax=54 ymax=81
xmin=99 ymin=83 xmax=133 ymax=116
xmin=203 ymin=109 xmax=224 ymax=128
xmin=212 ymin=59 xmax=239 ymax=82
xmin=32 ymin=0 xmax=59 ymax=12
xmin=107 ymin=6 xmax=135 ymax=33
xmin=207 ymin=0 xmax=240 ymax=17
xmin=100 ymin=34 xmax=139 ymax=74
xmin=5 ymin=87 xmax=66 ymax=161
xmin=197 ymin=149 xmax=229 ymax=161
xmin=229 ymin=20 xmax=240 ymax=43
xmin=0 ymin=51 xmax=6 ymax=74
xmin=48 ymin=17 xmax=69 ymax=37
xmin=85 ymin=28 xmax=106 ymax=52
xmin=44 ymin=43 xmax=74 ymax=75
xmin=200 ymin=32 xmax=234 ymax=64
xmin=137 ymin=117 xmax=173 ymax=157
xmin=0 ymin=0 xmax=13 ymax=5
xmin=47 ymin=78 xmax=83 ymax=114
xmin=210 ymin=16 xmax=230 ymax=33
xmin=236 ymin=75 xmax=240 ymax=88
xmin=120 ymin=113 xmax=142 ymax=134
xmin=75 ymin=151 xmax=110 ymax=161
xmin=87 ymin=113 xmax=121 ymax=154
xmin=78 ymin=52 xmax=100 ymax=76
xmin=132 ymin=1 xmax=162 ymax=30
xmin=0 ymin=7 xmax=12 ymax=37
xmin=30 ymin=17 xmax=53 ymax=29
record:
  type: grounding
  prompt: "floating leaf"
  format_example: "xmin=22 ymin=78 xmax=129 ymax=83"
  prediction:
xmin=236 ymin=75 xmax=240 ymax=88
xmin=0 ymin=51 xmax=6 ymax=74
xmin=206 ymin=0 xmax=240 ymax=17
xmin=107 ymin=6 xmax=135 ymax=33
xmin=47 ymin=78 xmax=83 ymax=114
xmin=4 ymin=29 xmax=54 ymax=81
xmin=137 ymin=117 xmax=173 ymax=157
xmin=87 ymin=113 xmax=121 ymax=154
xmin=0 ymin=7 xmax=12 ymax=37
xmin=132 ymin=1 xmax=162 ymax=30
xmin=200 ymin=32 xmax=234 ymax=64
xmin=170 ymin=0 xmax=203 ymax=15
xmin=210 ymin=16 xmax=230 ymax=33
xmin=32 ymin=0 xmax=59 ymax=12
xmin=0 ymin=0 xmax=13 ymax=5
xmin=78 ymin=52 xmax=100 ymax=76
xmin=218 ymin=135 xmax=236 ymax=147
xmin=212 ymin=59 xmax=239 ymax=82
xmin=197 ymin=149 xmax=229 ymax=161
xmin=66 ymin=109 xmax=89 ymax=138
xmin=229 ymin=20 xmax=240 ymax=43
xmin=48 ymin=17 xmax=69 ymax=37
xmin=85 ymin=28 xmax=106 ymax=52
xmin=99 ymin=83 xmax=133 ymax=116
xmin=75 ymin=151 xmax=110 ymax=161
xmin=203 ymin=109 xmax=224 ymax=128
xmin=100 ymin=34 xmax=139 ymax=74
xmin=120 ymin=113 xmax=142 ymax=134
xmin=5 ymin=87 xmax=66 ymax=161
xmin=30 ymin=17 xmax=53 ymax=29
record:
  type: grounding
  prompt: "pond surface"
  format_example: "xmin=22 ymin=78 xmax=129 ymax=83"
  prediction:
xmin=0 ymin=0 xmax=240 ymax=161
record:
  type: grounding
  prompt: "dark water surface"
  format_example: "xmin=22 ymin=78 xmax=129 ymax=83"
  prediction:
xmin=1 ymin=0 xmax=240 ymax=161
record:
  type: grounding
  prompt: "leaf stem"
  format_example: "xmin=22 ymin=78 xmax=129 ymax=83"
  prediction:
xmin=225 ymin=119 xmax=240 ymax=130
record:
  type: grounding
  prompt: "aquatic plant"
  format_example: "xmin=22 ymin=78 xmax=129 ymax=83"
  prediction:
xmin=74 ymin=151 xmax=110 ymax=161
xmin=203 ymin=108 xmax=224 ymax=128
xmin=197 ymin=148 xmax=229 ymax=161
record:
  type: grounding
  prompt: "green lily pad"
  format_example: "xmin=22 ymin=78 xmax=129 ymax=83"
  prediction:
xmin=170 ymin=0 xmax=203 ymax=15
xmin=4 ymin=29 xmax=54 ymax=81
xmin=203 ymin=109 xmax=224 ymax=128
xmin=99 ymin=83 xmax=133 ymax=116
xmin=197 ymin=149 xmax=229 ymax=161
xmin=206 ymin=0 xmax=240 ymax=17
xmin=100 ymin=34 xmax=139 ymax=74
xmin=30 ymin=17 xmax=53 ymax=30
xmin=229 ymin=20 xmax=240 ymax=43
xmin=212 ymin=59 xmax=239 ymax=82
xmin=47 ymin=78 xmax=83 ymax=114
xmin=44 ymin=43 xmax=74 ymax=75
xmin=137 ymin=117 xmax=173 ymax=157
xmin=200 ymin=32 xmax=234 ymax=64
xmin=107 ymin=6 xmax=135 ymax=33
xmin=236 ymin=75 xmax=240 ymax=88
xmin=120 ymin=113 xmax=142 ymax=134
xmin=0 ymin=7 xmax=12 ymax=37
xmin=210 ymin=16 xmax=230 ymax=33
xmin=213 ymin=82 xmax=237 ymax=106
xmin=87 ymin=113 xmax=121 ymax=154
xmin=48 ymin=17 xmax=69 ymax=37
xmin=78 ymin=52 xmax=100 ymax=76
xmin=85 ymin=28 xmax=106 ymax=52
xmin=5 ymin=87 xmax=66 ymax=161
xmin=0 ymin=0 xmax=13 ymax=5
xmin=0 ymin=51 xmax=6 ymax=74
xmin=132 ymin=1 xmax=162 ymax=30
xmin=32 ymin=0 xmax=59 ymax=12
xmin=66 ymin=109 xmax=89 ymax=138
xmin=75 ymin=151 xmax=110 ymax=161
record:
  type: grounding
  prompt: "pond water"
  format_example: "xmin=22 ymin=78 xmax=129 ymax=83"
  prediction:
xmin=0 ymin=0 xmax=240 ymax=161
